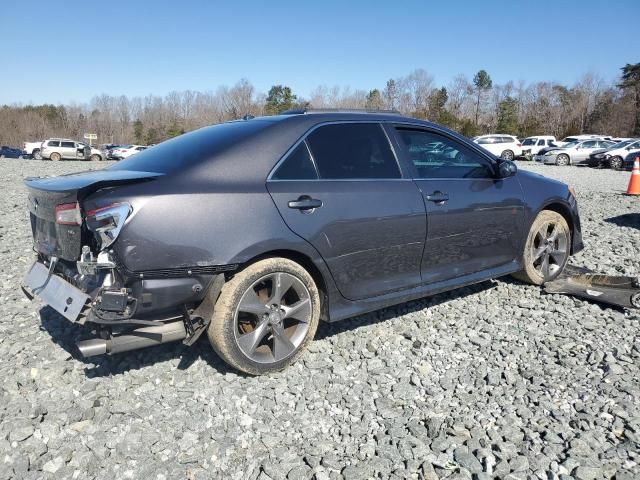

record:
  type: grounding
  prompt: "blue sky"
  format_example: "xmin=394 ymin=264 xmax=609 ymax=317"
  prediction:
xmin=1 ymin=0 xmax=639 ymax=105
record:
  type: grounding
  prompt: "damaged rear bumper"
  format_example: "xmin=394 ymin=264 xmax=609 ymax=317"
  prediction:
xmin=544 ymin=265 xmax=640 ymax=309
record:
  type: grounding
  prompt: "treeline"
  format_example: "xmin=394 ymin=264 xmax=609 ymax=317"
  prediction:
xmin=1 ymin=63 xmax=639 ymax=147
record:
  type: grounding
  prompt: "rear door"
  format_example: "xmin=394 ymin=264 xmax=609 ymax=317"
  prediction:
xmin=267 ymin=122 xmax=426 ymax=300
xmin=391 ymin=126 xmax=525 ymax=284
xmin=60 ymin=141 xmax=76 ymax=159
xmin=575 ymin=140 xmax=599 ymax=162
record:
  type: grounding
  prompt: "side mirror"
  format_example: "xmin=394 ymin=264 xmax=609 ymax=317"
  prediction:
xmin=498 ymin=160 xmax=517 ymax=178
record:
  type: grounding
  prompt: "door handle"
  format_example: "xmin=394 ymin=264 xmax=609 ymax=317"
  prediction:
xmin=288 ymin=195 xmax=323 ymax=210
xmin=426 ymin=191 xmax=449 ymax=204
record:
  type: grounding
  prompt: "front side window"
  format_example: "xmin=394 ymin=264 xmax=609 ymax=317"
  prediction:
xmin=396 ymin=128 xmax=494 ymax=179
xmin=537 ymin=139 xmax=546 ymax=146
xmin=305 ymin=123 xmax=400 ymax=179
xmin=272 ymin=142 xmax=318 ymax=180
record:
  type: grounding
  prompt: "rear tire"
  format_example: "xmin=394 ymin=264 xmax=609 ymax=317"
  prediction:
xmin=207 ymin=257 xmax=321 ymax=375
xmin=50 ymin=152 xmax=61 ymax=161
xmin=33 ymin=149 xmax=41 ymax=160
xmin=501 ymin=150 xmax=514 ymax=160
xmin=556 ymin=154 xmax=570 ymax=166
xmin=512 ymin=210 xmax=571 ymax=285
xmin=608 ymin=156 xmax=623 ymax=170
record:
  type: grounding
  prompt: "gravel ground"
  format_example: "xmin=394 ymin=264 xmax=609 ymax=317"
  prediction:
xmin=0 ymin=159 xmax=638 ymax=480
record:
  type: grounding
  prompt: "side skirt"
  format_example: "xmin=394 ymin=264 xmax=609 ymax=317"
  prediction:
xmin=326 ymin=260 xmax=521 ymax=323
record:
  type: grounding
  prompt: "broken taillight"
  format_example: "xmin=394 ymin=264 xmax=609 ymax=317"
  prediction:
xmin=55 ymin=202 xmax=82 ymax=225
xmin=86 ymin=203 xmax=132 ymax=250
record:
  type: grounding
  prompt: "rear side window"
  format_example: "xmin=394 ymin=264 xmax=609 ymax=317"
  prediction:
xmin=47 ymin=140 xmax=60 ymax=147
xmin=475 ymin=137 xmax=494 ymax=145
xmin=109 ymin=120 xmax=273 ymax=174
xmin=306 ymin=123 xmax=400 ymax=179
xmin=61 ymin=141 xmax=75 ymax=148
xmin=500 ymin=136 xmax=514 ymax=143
xmin=272 ymin=142 xmax=318 ymax=180
xmin=522 ymin=138 xmax=536 ymax=146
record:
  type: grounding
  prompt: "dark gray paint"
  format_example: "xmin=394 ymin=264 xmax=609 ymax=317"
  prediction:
xmin=25 ymin=112 xmax=584 ymax=323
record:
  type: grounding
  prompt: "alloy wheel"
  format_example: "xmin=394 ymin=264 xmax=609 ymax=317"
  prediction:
xmin=531 ymin=222 xmax=569 ymax=281
xmin=233 ymin=272 xmax=312 ymax=364
xmin=609 ymin=156 xmax=623 ymax=170
xmin=501 ymin=150 xmax=514 ymax=161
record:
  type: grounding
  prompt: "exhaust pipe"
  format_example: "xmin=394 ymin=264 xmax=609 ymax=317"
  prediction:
xmin=77 ymin=320 xmax=187 ymax=357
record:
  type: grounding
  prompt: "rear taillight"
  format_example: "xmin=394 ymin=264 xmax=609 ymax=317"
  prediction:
xmin=86 ymin=203 xmax=131 ymax=249
xmin=55 ymin=203 xmax=82 ymax=225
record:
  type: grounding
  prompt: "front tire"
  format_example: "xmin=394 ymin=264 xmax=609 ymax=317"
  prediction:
xmin=556 ymin=154 xmax=570 ymax=166
xmin=608 ymin=156 xmax=623 ymax=170
xmin=90 ymin=154 xmax=102 ymax=162
xmin=500 ymin=150 xmax=514 ymax=160
xmin=512 ymin=210 xmax=571 ymax=285
xmin=207 ymin=258 xmax=321 ymax=375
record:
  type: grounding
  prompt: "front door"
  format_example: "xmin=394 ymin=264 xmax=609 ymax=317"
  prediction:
xmin=267 ymin=122 xmax=426 ymax=301
xmin=392 ymin=126 xmax=526 ymax=284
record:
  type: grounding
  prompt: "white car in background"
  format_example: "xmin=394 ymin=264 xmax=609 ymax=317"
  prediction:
xmin=520 ymin=136 xmax=557 ymax=159
xmin=472 ymin=134 xmax=522 ymax=160
xmin=23 ymin=141 xmax=44 ymax=159
xmin=110 ymin=145 xmax=147 ymax=160
xmin=534 ymin=139 xmax=616 ymax=166
xmin=599 ymin=139 xmax=640 ymax=169
xmin=554 ymin=134 xmax=606 ymax=147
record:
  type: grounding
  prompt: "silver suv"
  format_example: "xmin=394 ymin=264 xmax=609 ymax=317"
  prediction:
xmin=40 ymin=139 xmax=91 ymax=161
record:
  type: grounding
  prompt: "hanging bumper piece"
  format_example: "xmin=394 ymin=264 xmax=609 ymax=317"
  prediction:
xmin=544 ymin=265 xmax=640 ymax=309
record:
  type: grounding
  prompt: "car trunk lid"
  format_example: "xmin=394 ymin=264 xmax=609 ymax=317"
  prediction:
xmin=25 ymin=169 xmax=162 ymax=260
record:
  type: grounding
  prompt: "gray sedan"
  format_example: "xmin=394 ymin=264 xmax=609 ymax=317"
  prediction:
xmin=535 ymin=139 xmax=615 ymax=166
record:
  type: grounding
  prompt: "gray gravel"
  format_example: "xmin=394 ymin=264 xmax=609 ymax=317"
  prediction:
xmin=0 ymin=159 xmax=638 ymax=480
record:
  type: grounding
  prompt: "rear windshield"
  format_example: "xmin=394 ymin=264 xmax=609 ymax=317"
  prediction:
xmin=109 ymin=120 xmax=273 ymax=174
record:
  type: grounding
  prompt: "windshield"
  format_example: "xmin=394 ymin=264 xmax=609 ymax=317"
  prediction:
xmin=611 ymin=140 xmax=631 ymax=149
xmin=562 ymin=141 xmax=579 ymax=149
xmin=109 ymin=120 xmax=274 ymax=174
xmin=561 ymin=137 xmax=578 ymax=143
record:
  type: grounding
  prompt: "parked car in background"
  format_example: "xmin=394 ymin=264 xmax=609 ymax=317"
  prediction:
xmin=555 ymin=135 xmax=606 ymax=147
xmin=520 ymin=136 xmax=557 ymax=160
xmin=40 ymin=139 xmax=91 ymax=161
xmin=623 ymin=149 xmax=640 ymax=170
xmin=109 ymin=145 xmax=147 ymax=160
xmin=23 ymin=141 xmax=44 ymax=159
xmin=0 ymin=146 xmax=25 ymax=158
xmin=535 ymin=139 xmax=615 ymax=166
xmin=77 ymin=143 xmax=106 ymax=161
xmin=587 ymin=139 xmax=640 ymax=169
xmin=22 ymin=111 xmax=583 ymax=375
xmin=604 ymin=139 xmax=640 ymax=170
xmin=472 ymin=134 xmax=522 ymax=160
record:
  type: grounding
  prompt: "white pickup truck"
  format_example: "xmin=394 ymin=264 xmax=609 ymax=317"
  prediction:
xmin=23 ymin=141 xmax=43 ymax=159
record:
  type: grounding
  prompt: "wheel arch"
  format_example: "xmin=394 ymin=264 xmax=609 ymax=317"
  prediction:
xmin=537 ymin=201 xmax=576 ymax=253
xmin=236 ymin=248 xmax=330 ymax=321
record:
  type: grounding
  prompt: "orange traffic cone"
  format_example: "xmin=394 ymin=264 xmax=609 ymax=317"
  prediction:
xmin=627 ymin=156 xmax=640 ymax=195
